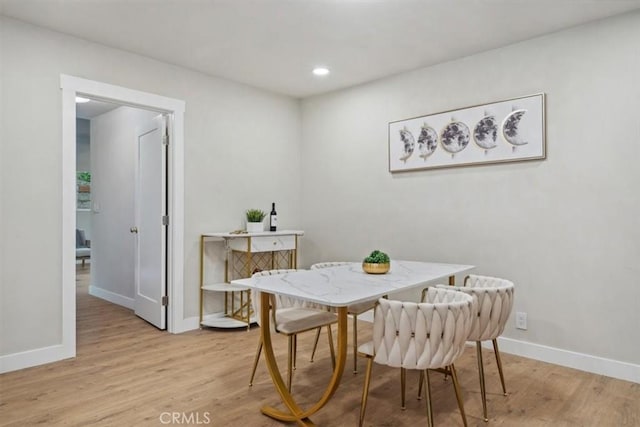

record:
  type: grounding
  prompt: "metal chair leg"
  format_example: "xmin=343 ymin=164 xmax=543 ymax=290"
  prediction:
xmin=310 ymin=327 xmax=321 ymax=362
xmin=353 ymin=314 xmax=359 ymax=374
xmin=327 ymin=325 xmax=336 ymax=369
xmin=450 ymin=364 xmax=468 ymax=427
xmin=423 ymin=369 xmax=434 ymax=427
xmin=287 ymin=336 xmax=294 ymax=392
xmin=417 ymin=370 xmax=424 ymax=400
xmin=493 ymin=338 xmax=507 ymax=395
xmin=400 ymin=367 xmax=407 ymax=409
xmin=476 ymin=341 xmax=489 ymax=422
xmin=293 ymin=334 xmax=297 ymax=371
xmin=359 ymin=356 xmax=374 ymax=427
xmin=248 ymin=336 xmax=263 ymax=386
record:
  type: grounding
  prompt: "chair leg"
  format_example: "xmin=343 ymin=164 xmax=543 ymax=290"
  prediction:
xmin=293 ymin=334 xmax=297 ymax=371
xmin=310 ymin=327 xmax=321 ymax=362
xmin=326 ymin=325 xmax=336 ymax=369
xmin=287 ymin=336 xmax=294 ymax=392
xmin=423 ymin=369 xmax=434 ymax=427
xmin=359 ymin=356 xmax=374 ymax=427
xmin=400 ymin=367 xmax=407 ymax=410
xmin=248 ymin=336 xmax=263 ymax=386
xmin=476 ymin=341 xmax=489 ymax=422
xmin=492 ymin=338 xmax=507 ymax=395
xmin=449 ymin=364 xmax=468 ymax=427
xmin=417 ymin=370 xmax=424 ymax=400
xmin=353 ymin=313 xmax=359 ymax=374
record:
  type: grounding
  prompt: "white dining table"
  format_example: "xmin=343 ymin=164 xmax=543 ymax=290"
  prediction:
xmin=231 ymin=260 xmax=475 ymax=426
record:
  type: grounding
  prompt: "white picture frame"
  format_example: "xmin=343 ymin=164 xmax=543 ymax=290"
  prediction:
xmin=388 ymin=93 xmax=546 ymax=172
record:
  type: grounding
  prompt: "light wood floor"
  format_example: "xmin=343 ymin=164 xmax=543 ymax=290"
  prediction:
xmin=1 ymin=265 xmax=638 ymax=426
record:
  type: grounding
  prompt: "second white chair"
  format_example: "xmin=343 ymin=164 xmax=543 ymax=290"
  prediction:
xmin=438 ymin=274 xmax=514 ymax=422
xmin=248 ymin=269 xmax=338 ymax=392
xmin=358 ymin=289 xmax=475 ymax=427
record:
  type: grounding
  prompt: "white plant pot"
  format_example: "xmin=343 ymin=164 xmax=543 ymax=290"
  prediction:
xmin=246 ymin=221 xmax=264 ymax=233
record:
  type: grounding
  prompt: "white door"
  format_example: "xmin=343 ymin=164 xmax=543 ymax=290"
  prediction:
xmin=133 ymin=115 xmax=168 ymax=329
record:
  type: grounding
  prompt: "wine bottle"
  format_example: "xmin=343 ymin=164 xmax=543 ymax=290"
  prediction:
xmin=269 ymin=202 xmax=277 ymax=232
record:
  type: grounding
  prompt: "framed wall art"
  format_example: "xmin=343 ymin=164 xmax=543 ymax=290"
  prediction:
xmin=388 ymin=93 xmax=546 ymax=172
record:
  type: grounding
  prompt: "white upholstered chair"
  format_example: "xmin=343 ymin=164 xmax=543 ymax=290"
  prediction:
xmin=310 ymin=261 xmax=378 ymax=374
xmin=358 ymin=289 xmax=475 ymax=427
xmin=248 ymin=269 xmax=338 ymax=392
xmin=438 ymin=274 xmax=514 ymax=422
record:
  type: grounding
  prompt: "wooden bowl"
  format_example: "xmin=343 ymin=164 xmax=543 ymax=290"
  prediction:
xmin=362 ymin=262 xmax=390 ymax=274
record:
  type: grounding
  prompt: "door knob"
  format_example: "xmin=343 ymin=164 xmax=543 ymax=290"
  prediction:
xmin=130 ymin=227 xmax=138 ymax=233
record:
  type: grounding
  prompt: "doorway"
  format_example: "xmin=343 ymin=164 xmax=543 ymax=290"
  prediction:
xmin=75 ymin=98 xmax=169 ymax=329
xmin=61 ymin=75 xmax=186 ymax=361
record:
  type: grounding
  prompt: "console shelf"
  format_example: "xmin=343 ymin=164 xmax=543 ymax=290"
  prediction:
xmin=199 ymin=230 xmax=304 ymax=329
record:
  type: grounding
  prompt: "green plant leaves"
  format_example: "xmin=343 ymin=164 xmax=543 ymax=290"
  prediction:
xmin=246 ymin=209 xmax=266 ymax=222
xmin=363 ymin=249 xmax=390 ymax=264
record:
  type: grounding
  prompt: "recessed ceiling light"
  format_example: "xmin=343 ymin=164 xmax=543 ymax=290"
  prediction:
xmin=312 ymin=67 xmax=330 ymax=76
xmin=75 ymin=96 xmax=91 ymax=103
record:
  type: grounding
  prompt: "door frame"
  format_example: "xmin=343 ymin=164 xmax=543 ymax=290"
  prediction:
xmin=61 ymin=75 xmax=186 ymax=359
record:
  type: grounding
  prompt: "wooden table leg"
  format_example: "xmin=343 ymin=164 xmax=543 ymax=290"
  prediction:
xmin=259 ymin=292 xmax=348 ymax=425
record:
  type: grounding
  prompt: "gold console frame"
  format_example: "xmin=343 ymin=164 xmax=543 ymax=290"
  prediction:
xmin=199 ymin=233 xmax=300 ymax=329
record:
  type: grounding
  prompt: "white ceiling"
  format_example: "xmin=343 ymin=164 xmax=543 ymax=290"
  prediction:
xmin=76 ymin=98 xmax=120 ymax=120
xmin=2 ymin=0 xmax=640 ymax=98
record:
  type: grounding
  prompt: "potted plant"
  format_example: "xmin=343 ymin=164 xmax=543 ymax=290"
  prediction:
xmin=362 ymin=250 xmax=391 ymax=274
xmin=245 ymin=209 xmax=266 ymax=233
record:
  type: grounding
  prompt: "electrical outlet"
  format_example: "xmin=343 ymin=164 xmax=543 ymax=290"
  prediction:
xmin=515 ymin=311 xmax=527 ymax=330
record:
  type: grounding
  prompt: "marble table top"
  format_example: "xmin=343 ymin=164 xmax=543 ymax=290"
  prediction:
xmin=231 ymin=260 xmax=474 ymax=307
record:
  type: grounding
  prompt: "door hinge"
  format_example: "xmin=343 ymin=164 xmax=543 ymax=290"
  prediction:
xmin=162 ymin=134 xmax=169 ymax=146
xmin=162 ymin=295 xmax=169 ymax=306
xmin=162 ymin=215 xmax=169 ymax=226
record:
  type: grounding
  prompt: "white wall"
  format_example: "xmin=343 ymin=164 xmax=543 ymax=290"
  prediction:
xmin=89 ymin=106 xmax=157 ymax=305
xmin=299 ymin=11 xmax=640 ymax=368
xmin=0 ymin=17 xmax=301 ymax=358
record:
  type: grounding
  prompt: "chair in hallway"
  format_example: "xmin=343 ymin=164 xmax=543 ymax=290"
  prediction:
xmin=358 ymin=289 xmax=475 ymax=427
xmin=248 ymin=269 xmax=338 ymax=392
xmin=75 ymin=229 xmax=91 ymax=267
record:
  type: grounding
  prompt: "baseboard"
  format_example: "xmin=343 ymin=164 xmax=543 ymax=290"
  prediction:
xmin=0 ymin=344 xmax=74 ymax=374
xmin=87 ymin=288 xmax=195 ymax=334
xmin=0 ymin=315 xmax=197 ymax=372
xmin=89 ymin=286 xmax=134 ymax=310
xmin=484 ymin=337 xmax=639 ymax=384
xmin=180 ymin=316 xmax=202 ymax=333
xmin=6 ymin=316 xmax=634 ymax=384
xmin=361 ymin=310 xmax=638 ymax=383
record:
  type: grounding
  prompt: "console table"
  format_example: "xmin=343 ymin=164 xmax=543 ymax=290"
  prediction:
xmin=199 ymin=230 xmax=304 ymax=329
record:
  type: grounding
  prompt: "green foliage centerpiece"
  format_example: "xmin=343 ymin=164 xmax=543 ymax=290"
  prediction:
xmin=362 ymin=250 xmax=390 ymax=274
